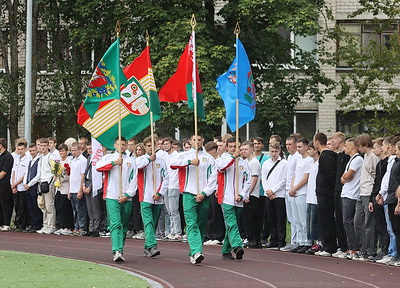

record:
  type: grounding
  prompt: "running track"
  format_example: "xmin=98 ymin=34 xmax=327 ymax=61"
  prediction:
xmin=1 ymin=232 xmax=399 ymax=288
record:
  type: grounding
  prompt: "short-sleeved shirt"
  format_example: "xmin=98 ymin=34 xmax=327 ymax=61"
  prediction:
xmin=247 ymin=157 xmax=261 ymax=198
xmin=306 ymin=160 xmax=319 ymax=204
xmin=341 ymin=153 xmax=363 ymax=200
xmin=293 ymin=156 xmax=313 ymax=196
xmin=69 ymin=154 xmax=87 ymax=193
xmin=0 ymin=150 xmax=14 ymax=184
xmin=256 ymin=153 xmax=269 ymax=196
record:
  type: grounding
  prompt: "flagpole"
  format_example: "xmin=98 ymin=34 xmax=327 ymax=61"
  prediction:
xmin=146 ymin=31 xmax=157 ymax=197
xmin=191 ymin=14 xmax=200 ymax=196
xmin=116 ymin=21 xmax=123 ymax=198
xmin=234 ymin=22 xmax=240 ymax=199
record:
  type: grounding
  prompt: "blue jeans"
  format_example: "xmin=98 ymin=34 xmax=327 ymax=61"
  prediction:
xmin=70 ymin=193 xmax=88 ymax=231
xmin=384 ymin=204 xmax=397 ymax=257
xmin=307 ymin=203 xmax=319 ymax=242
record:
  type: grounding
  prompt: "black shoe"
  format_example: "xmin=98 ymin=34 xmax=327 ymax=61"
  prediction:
xmin=265 ymin=243 xmax=279 ymax=249
xmin=222 ymin=253 xmax=234 ymax=260
xmin=233 ymin=247 xmax=244 ymax=260
xmin=290 ymin=245 xmax=303 ymax=253
xmin=91 ymin=231 xmax=100 ymax=237
xmin=248 ymin=241 xmax=262 ymax=249
xmin=297 ymin=246 xmax=311 ymax=254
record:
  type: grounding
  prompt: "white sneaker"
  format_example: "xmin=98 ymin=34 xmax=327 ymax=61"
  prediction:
xmin=318 ymin=251 xmax=332 ymax=257
xmin=203 ymin=240 xmax=213 ymax=246
xmin=53 ymin=229 xmax=63 ymax=235
xmin=280 ymin=244 xmax=295 ymax=252
xmin=0 ymin=225 xmax=10 ymax=232
xmin=190 ymin=252 xmax=204 ymax=264
xmin=60 ymin=229 xmax=73 ymax=235
xmin=338 ymin=250 xmax=351 ymax=259
xmin=332 ymin=249 xmax=345 ymax=258
xmin=376 ymin=255 xmax=393 ymax=264
xmin=36 ymin=228 xmax=46 ymax=234
xmin=134 ymin=231 xmax=145 ymax=239
xmin=43 ymin=228 xmax=55 ymax=234
xmin=182 ymin=234 xmax=188 ymax=243
xmin=113 ymin=251 xmax=125 ymax=262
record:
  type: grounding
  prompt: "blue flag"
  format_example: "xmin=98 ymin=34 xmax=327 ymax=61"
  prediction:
xmin=216 ymin=38 xmax=256 ymax=132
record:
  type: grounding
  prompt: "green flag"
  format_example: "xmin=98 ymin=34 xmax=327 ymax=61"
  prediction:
xmin=83 ymin=39 xmax=126 ymax=117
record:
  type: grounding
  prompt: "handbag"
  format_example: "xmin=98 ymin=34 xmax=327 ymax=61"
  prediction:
xmin=40 ymin=181 xmax=50 ymax=193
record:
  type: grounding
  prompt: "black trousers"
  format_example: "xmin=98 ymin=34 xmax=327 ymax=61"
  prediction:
xmin=244 ymin=195 xmax=261 ymax=242
xmin=373 ymin=199 xmax=389 ymax=254
xmin=266 ymin=197 xmax=286 ymax=247
xmin=14 ymin=191 xmax=29 ymax=229
xmin=55 ymin=191 xmax=74 ymax=230
xmin=317 ymin=193 xmax=337 ymax=253
xmin=0 ymin=183 xmax=13 ymax=226
xmin=334 ymin=191 xmax=348 ymax=251
xmin=259 ymin=195 xmax=270 ymax=241
xmin=129 ymin=193 xmax=143 ymax=231
xmin=206 ymin=192 xmax=225 ymax=241
xmin=26 ymin=185 xmax=42 ymax=230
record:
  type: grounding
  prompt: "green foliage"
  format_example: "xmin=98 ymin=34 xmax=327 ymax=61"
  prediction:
xmin=320 ymin=1 xmax=400 ymax=137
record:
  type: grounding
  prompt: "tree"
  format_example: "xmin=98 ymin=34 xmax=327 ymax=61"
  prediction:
xmin=0 ymin=0 xmax=24 ymax=146
xmin=4 ymin=0 xmax=337 ymax=144
xmin=320 ymin=0 xmax=400 ymax=136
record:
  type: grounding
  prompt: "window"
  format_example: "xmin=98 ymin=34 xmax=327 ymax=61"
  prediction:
xmin=337 ymin=21 xmax=399 ymax=67
xmin=36 ymin=29 xmax=48 ymax=70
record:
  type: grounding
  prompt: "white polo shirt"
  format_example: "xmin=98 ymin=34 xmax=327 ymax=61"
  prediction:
xmin=69 ymin=154 xmax=87 ymax=193
xmin=246 ymin=157 xmax=261 ymax=198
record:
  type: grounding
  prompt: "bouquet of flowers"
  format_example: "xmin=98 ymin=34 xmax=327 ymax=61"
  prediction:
xmin=64 ymin=163 xmax=70 ymax=176
xmin=50 ymin=159 xmax=64 ymax=188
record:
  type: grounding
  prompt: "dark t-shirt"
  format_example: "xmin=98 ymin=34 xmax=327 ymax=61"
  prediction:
xmin=371 ymin=157 xmax=388 ymax=200
xmin=335 ymin=151 xmax=350 ymax=193
xmin=0 ymin=150 xmax=14 ymax=184
xmin=316 ymin=149 xmax=338 ymax=196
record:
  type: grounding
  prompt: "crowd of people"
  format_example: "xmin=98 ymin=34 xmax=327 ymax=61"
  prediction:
xmin=0 ymin=131 xmax=400 ymax=266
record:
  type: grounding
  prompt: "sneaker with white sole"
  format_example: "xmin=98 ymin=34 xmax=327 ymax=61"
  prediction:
xmin=376 ymin=255 xmax=393 ymax=264
xmin=134 ymin=231 xmax=145 ymax=240
xmin=144 ymin=246 xmax=161 ymax=258
xmin=0 ymin=225 xmax=10 ymax=232
xmin=280 ymin=243 xmax=296 ymax=252
xmin=190 ymin=252 xmax=204 ymax=264
xmin=53 ymin=229 xmax=63 ymax=235
xmin=60 ymin=228 xmax=73 ymax=235
xmin=318 ymin=251 xmax=332 ymax=257
xmin=332 ymin=249 xmax=345 ymax=258
xmin=113 ymin=251 xmax=125 ymax=262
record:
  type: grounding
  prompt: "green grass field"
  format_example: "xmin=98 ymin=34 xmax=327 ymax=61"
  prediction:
xmin=0 ymin=250 xmax=149 ymax=288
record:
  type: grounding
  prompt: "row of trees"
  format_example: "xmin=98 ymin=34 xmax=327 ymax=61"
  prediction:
xmin=0 ymin=0 xmax=399 ymax=146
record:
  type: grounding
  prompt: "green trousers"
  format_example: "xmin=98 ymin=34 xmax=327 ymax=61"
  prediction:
xmin=140 ymin=201 xmax=163 ymax=249
xmin=183 ymin=192 xmax=210 ymax=256
xmin=221 ymin=203 xmax=243 ymax=254
xmin=106 ymin=199 xmax=132 ymax=254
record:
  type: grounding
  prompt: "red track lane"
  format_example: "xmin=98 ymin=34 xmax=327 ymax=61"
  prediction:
xmin=1 ymin=232 xmax=399 ymax=288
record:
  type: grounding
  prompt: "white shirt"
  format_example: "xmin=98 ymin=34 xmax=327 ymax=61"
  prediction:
xmin=306 ymin=160 xmax=318 ymax=205
xmin=12 ymin=154 xmax=31 ymax=191
xmin=261 ymin=157 xmax=287 ymax=198
xmin=165 ymin=150 xmax=180 ymax=190
xmin=286 ymin=152 xmax=302 ymax=191
xmin=379 ymin=155 xmax=397 ymax=201
xmin=246 ymin=157 xmax=261 ymax=198
xmin=292 ymin=156 xmax=313 ymax=196
xmin=59 ymin=156 xmax=72 ymax=195
xmin=39 ymin=152 xmax=56 ymax=183
xmin=341 ymin=153 xmax=363 ymax=200
xmin=69 ymin=154 xmax=87 ymax=193
xmin=23 ymin=155 xmax=41 ymax=188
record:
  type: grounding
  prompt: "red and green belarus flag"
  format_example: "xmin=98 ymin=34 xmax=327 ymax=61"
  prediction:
xmin=78 ymin=43 xmax=161 ymax=150
xmin=159 ymin=31 xmax=205 ymax=119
